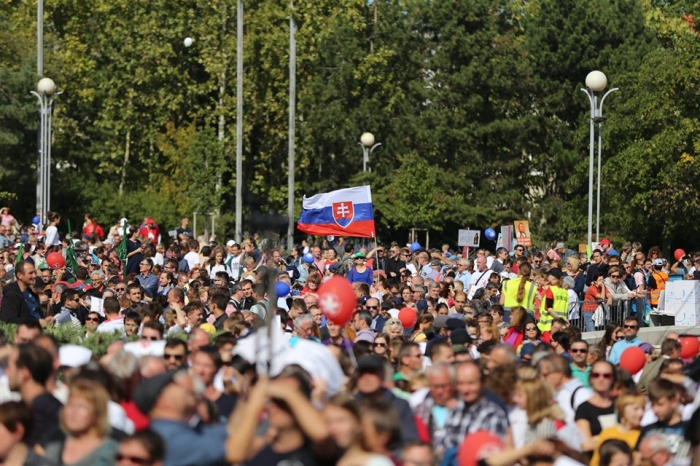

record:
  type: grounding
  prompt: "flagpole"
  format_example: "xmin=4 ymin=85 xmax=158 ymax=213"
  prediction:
xmin=373 ymin=233 xmax=379 ymax=271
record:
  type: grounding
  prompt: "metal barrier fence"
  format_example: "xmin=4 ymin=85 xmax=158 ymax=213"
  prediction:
xmin=567 ymin=297 xmax=648 ymax=333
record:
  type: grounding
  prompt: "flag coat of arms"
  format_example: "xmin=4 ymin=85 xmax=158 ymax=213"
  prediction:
xmin=297 ymin=186 xmax=376 ymax=238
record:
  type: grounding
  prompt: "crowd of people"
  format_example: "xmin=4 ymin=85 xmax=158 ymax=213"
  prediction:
xmin=0 ymin=210 xmax=699 ymax=466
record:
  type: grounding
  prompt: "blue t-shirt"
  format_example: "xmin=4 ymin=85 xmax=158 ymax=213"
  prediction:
xmin=23 ymin=290 xmax=41 ymax=321
xmin=347 ymin=266 xmax=373 ymax=286
xmin=432 ymin=405 xmax=449 ymax=429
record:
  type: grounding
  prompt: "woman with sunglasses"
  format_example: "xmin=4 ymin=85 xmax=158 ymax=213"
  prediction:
xmin=589 ymin=393 xmax=645 ymax=466
xmin=373 ymin=335 xmax=390 ymax=359
xmin=598 ymin=323 xmax=623 ymax=360
xmin=575 ymin=360 xmax=618 ymax=455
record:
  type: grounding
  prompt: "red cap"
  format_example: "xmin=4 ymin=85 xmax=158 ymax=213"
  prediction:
xmin=458 ymin=431 xmax=503 ymax=466
xmin=600 ymin=238 xmax=611 ymax=246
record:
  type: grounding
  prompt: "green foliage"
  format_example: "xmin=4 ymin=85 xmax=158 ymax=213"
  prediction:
xmin=0 ymin=322 xmax=124 ymax=357
xmin=2 ymin=0 xmax=699 ymax=248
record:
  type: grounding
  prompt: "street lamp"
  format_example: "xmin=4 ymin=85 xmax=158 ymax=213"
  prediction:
xmin=359 ymin=132 xmax=381 ymax=172
xmin=31 ymin=77 xmax=61 ymax=230
xmin=581 ymin=71 xmax=618 ymax=247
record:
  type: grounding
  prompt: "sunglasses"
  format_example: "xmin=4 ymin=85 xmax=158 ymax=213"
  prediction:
xmin=116 ymin=287 xmax=126 ymax=291
xmin=590 ymin=372 xmax=613 ymax=379
xmin=615 ymin=335 xmax=624 ymax=340
xmin=164 ymin=353 xmax=184 ymax=360
xmin=623 ymin=325 xmax=637 ymax=329
xmin=86 ymin=317 xmax=100 ymax=322
xmin=610 ymin=275 xmax=620 ymax=278
xmin=366 ymin=306 xmax=378 ymax=310
xmin=525 ymin=327 xmax=537 ymax=331
xmin=571 ymin=348 xmax=588 ymax=354
xmin=375 ymin=343 xmax=387 ymax=347
xmin=115 ymin=454 xmax=152 ymax=465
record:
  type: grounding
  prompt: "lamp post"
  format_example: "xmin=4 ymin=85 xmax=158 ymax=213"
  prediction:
xmin=31 ymin=77 xmax=61 ymax=229
xmin=359 ymin=132 xmax=381 ymax=173
xmin=581 ymin=71 xmax=618 ymax=247
xmin=235 ymin=0 xmax=244 ymax=243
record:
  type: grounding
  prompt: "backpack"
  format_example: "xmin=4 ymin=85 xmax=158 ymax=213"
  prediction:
xmin=646 ymin=273 xmax=657 ymax=290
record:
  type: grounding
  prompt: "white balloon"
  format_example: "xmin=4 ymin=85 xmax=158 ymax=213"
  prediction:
xmin=184 ymin=37 xmax=193 ymax=47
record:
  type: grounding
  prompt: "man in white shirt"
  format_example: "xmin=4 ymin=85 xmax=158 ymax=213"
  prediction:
xmin=225 ymin=241 xmax=243 ymax=281
xmin=184 ymin=240 xmax=201 ymax=271
xmin=97 ymin=297 xmax=125 ymax=335
xmin=538 ymin=353 xmax=592 ymax=426
xmin=467 ymin=256 xmax=491 ymax=300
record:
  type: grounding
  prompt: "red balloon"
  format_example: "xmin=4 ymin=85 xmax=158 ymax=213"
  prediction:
xmin=619 ymin=346 xmax=646 ymax=375
xmin=680 ymin=336 xmax=700 ymax=359
xmin=674 ymin=249 xmax=687 ymax=261
xmin=458 ymin=430 xmax=503 ymax=466
xmin=398 ymin=307 xmax=418 ymax=329
xmin=46 ymin=252 xmax=66 ymax=270
xmin=317 ymin=276 xmax=356 ymax=326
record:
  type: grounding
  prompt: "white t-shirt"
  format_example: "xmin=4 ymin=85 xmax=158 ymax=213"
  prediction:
xmin=467 ymin=269 xmax=492 ymax=300
xmin=184 ymin=251 xmax=201 ymax=270
xmin=226 ymin=253 xmax=243 ymax=280
xmin=97 ymin=317 xmax=125 ymax=335
xmin=45 ymin=225 xmax=60 ymax=247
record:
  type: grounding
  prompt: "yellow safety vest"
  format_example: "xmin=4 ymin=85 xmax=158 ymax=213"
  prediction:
xmin=502 ymin=277 xmax=537 ymax=313
xmin=537 ymin=286 xmax=568 ymax=332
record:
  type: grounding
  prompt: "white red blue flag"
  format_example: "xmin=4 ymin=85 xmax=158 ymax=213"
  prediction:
xmin=297 ymin=186 xmax=376 ymax=238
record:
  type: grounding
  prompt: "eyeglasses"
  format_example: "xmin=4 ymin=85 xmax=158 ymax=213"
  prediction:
xmin=525 ymin=327 xmax=537 ymax=331
xmin=590 ymin=372 xmax=613 ymax=379
xmin=623 ymin=324 xmax=638 ymax=329
xmin=86 ymin=317 xmax=99 ymax=322
xmin=571 ymin=348 xmax=588 ymax=354
xmin=533 ymin=260 xmax=542 ymax=264
xmin=115 ymin=454 xmax=153 ymax=465
xmin=610 ymin=275 xmax=620 ymax=278
xmin=164 ymin=353 xmax=184 ymax=360
xmin=116 ymin=287 xmax=126 ymax=291
xmin=615 ymin=335 xmax=624 ymax=340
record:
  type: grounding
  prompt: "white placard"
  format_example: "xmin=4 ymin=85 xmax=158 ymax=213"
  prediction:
xmin=123 ymin=340 xmax=167 ymax=357
xmin=458 ymin=229 xmax=480 ymax=247
xmin=663 ymin=280 xmax=700 ymax=326
xmin=90 ymin=297 xmax=104 ymax=316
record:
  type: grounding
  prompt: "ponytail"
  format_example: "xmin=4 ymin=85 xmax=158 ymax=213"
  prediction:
xmin=516 ymin=263 xmax=532 ymax=302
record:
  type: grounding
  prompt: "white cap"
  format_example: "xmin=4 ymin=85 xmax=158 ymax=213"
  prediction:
xmin=388 ymin=308 xmax=400 ymax=319
xmin=226 ymin=240 xmax=236 ymax=247
xmin=59 ymin=344 xmax=93 ymax=368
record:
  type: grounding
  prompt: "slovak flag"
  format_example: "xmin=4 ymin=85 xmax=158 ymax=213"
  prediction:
xmin=297 ymin=186 xmax=376 ymax=238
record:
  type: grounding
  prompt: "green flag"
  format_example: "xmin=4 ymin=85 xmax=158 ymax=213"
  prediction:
xmin=65 ymin=220 xmax=79 ymax=272
xmin=116 ymin=220 xmax=128 ymax=265
xmin=15 ymin=243 xmax=23 ymax=265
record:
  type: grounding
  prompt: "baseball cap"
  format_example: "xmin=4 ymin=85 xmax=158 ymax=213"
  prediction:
xmin=434 ymin=315 xmax=450 ymax=330
xmin=356 ymin=355 xmax=385 ymax=373
xmin=607 ymin=248 xmax=619 ymax=256
xmin=226 ymin=240 xmax=236 ymax=247
xmin=353 ymin=252 xmax=366 ymax=259
xmin=133 ymin=371 xmax=179 ymax=415
xmin=519 ymin=342 xmax=536 ymax=358
xmin=639 ymin=342 xmax=654 ymax=354
xmin=458 ymin=431 xmax=504 ymax=466
xmin=446 ymin=317 xmax=466 ymax=331
xmin=653 ymin=259 xmax=664 ymax=266
xmin=547 ymin=268 xmax=563 ymax=280
xmin=600 ymin=238 xmax=611 ymax=246
xmin=430 ymin=260 xmax=442 ymax=267
xmin=555 ymin=242 xmax=565 ymax=249
xmin=450 ymin=328 xmax=472 ymax=346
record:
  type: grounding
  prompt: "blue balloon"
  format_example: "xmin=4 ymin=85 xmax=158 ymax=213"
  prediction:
xmin=32 ymin=215 xmax=41 ymax=225
xmin=303 ymin=252 xmax=315 ymax=264
xmin=485 ymin=228 xmax=497 ymax=241
xmin=275 ymin=281 xmax=291 ymax=297
xmin=410 ymin=242 xmax=422 ymax=252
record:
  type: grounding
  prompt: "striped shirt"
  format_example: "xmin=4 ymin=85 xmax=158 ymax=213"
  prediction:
xmin=442 ymin=395 xmax=510 ymax=449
